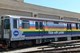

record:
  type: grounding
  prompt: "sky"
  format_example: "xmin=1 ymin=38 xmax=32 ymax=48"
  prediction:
xmin=24 ymin=0 xmax=80 ymax=13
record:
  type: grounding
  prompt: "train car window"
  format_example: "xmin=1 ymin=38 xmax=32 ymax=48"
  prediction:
xmin=4 ymin=19 xmax=10 ymax=29
xmin=47 ymin=22 xmax=53 ymax=27
xmin=43 ymin=21 xmax=47 ymax=26
xmin=35 ymin=22 xmax=39 ymax=29
xmin=78 ymin=24 xmax=80 ymax=29
xmin=35 ymin=22 xmax=43 ymax=29
xmin=76 ymin=23 xmax=78 ymax=29
xmin=54 ymin=21 xmax=59 ymax=24
xmin=67 ymin=23 xmax=72 ymax=30
xmin=22 ymin=20 xmax=30 ymax=29
xmin=40 ymin=22 xmax=43 ymax=29
xmin=0 ymin=17 xmax=2 ymax=30
xmin=13 ymin=19 xmax=17 ymax=28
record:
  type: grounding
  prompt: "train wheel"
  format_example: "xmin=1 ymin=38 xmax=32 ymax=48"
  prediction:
xmin=10 ymin=42 xmax=18 ymax=48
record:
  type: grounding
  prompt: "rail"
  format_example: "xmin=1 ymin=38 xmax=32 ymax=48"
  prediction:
xmin=2 ymin=40 xmax=80 ymax=53
xmin=32 ymin=40 xmax=80 ymax=53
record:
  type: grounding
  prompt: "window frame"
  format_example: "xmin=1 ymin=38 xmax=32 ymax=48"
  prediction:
xmin=22 ymin=20 xmax=30 ymax=29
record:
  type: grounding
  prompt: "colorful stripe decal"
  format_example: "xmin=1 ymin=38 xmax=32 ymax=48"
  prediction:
xmin=22 ymin=31 xmax=80 ymax=37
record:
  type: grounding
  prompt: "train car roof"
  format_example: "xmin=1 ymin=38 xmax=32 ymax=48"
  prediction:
xmin=3 ymin=15 xmax=80 ymax=23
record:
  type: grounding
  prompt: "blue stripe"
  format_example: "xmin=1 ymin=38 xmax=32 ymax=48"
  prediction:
xmin=22 ymin=31 xmax=80 ymax=37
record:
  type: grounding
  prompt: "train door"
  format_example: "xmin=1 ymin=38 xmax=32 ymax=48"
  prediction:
xmin=11 ymin=18 xmax=20 ymax=39
xmin=1 ymin=16 xmax=10 ymax=39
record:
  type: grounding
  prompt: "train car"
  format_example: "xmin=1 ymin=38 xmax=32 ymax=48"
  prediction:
xmin=0 ymin=15 xmax=80 ymax=48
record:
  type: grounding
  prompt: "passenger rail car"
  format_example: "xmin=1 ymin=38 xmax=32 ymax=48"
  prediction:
xmin=0 ymin=15 xmax=80 ymax=48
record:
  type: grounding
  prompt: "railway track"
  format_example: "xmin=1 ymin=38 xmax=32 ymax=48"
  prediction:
xmin=0 ymin=44 xmax=49 ymax=52
xmin=2 ymin=40 xmax=80 ymax=53
xmin=28 ymin=45 xmax=80 ymax=53
xmin=1 ymin=44 xmax=80 ymax=53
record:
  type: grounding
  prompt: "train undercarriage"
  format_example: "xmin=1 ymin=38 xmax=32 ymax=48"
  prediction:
xmin=0 ymin=36 xmax=80 ymax=49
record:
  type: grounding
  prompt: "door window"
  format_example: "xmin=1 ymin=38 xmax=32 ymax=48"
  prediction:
xmin=13 ymin=19 xmax=17 ymax=28
xmin=4 ymin=19 xmax=10 ymax=29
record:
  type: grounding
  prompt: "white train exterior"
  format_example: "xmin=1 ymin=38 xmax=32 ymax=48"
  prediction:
xmin=0 ymin=15 xmax=80 ymax=48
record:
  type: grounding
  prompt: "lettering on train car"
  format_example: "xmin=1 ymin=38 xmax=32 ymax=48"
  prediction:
xmin=48 ymin=31 xmax=64 ymax=34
